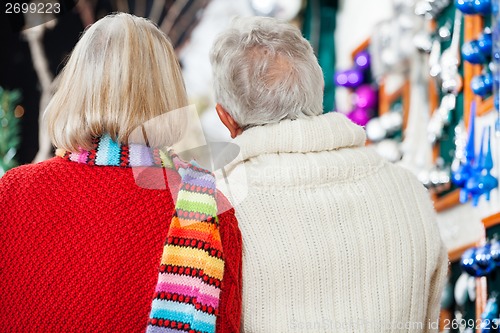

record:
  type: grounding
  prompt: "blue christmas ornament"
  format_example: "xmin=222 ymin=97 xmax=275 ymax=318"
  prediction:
xmin=490 ymin=239 xmax=500 ymax=265
xmin=483 ymin=297 xmax=499 ymax=320
xmin=494 ymin=50 xmax=500 ymax=62
xmin=459 ymin=102 xmax=477 ymax=202
xmin=481 ymin=319 xmax=495 ymax=333
xmin=463 ymin=40 xmax=487 ymax=64
xmin=477 ymin=126 xmax=499 ymax=202
xmin=461 ymin=247 xmax=478 ymax=275
xmin=453 ymin=162 xmax=475 ymax=188
xmin=471 ymin=75 xmax=486 ymax=96
xmin=475 ymin=0 xmax=492 ymax=15
xmin=456 ymin=0 xmax=492 ymax=15
xmin=493 ymin=0 xmax=499 ymax=15
xmin=465 ymin=126 xmax=498 ymax=206
xmin=475 ymin=244 xmax=496 ymax=275
xmin=460 ymin=245 xmax=494 ymax=276
xmin=478 ymin=30 xmax=493 ymax=55
xmin=481 ymin=297 xmax=499 ymax=333
xmin=472 ymin=72 xmax=494 ymax=96
xmin=456 ymin=0 xmax=479 ymax=14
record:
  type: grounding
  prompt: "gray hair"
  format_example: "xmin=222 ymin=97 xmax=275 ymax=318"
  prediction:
xmin=209 ymin=16 xmax=324 ymax=128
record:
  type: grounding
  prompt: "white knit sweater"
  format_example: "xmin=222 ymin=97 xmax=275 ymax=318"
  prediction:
xmin=220 ymin=112 xmax=448 ymax=333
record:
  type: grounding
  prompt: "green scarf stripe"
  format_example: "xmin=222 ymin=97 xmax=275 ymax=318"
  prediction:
xmin=177 ymin=191 xmax=217 ymax=207
xmin=176 ymin=199 xmax=218 ymax=217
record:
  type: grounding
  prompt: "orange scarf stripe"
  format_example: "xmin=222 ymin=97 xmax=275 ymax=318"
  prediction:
xmin=160 ymin=248 xmax=225 ymax=280
xmin=170 ymin=218 xmax=223 ymax=245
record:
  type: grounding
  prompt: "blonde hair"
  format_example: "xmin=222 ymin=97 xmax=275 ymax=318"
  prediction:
xmin=45 ymin=13 xmax=188 ymax=151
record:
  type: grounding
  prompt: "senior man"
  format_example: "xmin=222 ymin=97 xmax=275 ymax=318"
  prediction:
xmin=210 ymin=17 xmax=448 ymax=333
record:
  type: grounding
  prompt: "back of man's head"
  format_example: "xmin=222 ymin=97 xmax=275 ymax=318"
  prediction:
xmin=210 ymin=16 xmax=324 ymax=129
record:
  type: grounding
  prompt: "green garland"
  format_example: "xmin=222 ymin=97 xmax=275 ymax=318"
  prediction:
xmin=0 ymin=87 xmax=22 ymax=177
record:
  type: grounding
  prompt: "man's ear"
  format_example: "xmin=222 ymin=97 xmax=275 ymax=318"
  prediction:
xmin=215 ymin=104 xmax=242 ymax=138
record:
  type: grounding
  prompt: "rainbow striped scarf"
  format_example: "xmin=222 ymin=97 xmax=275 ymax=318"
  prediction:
xmin=56 ymin=135 xmax=224 ymax=333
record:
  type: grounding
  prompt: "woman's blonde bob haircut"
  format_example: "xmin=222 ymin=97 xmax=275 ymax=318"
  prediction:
xmin=45 ymin=13 xmax=188 ymax=151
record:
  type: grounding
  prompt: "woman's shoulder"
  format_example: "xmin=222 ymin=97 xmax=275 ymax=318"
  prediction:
xmin=1 ymin=157 xmax=63 ymax=187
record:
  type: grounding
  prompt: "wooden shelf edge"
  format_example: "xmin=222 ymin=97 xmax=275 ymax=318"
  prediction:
xmin=350 ymin=38 xmax=370 ymax=59
xmin=482 ymin=212 xmax=500 ymax=229
xmin=434 ymin=189 xmax=461 ymax=213
xmin=448 ymin=241 xmax=479 ymax=262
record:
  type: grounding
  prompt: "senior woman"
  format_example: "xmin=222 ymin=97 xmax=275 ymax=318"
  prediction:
xmin=0 ymin=13 xmax=241 ymax=332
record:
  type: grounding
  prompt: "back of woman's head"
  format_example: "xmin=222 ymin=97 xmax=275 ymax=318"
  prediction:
xmin=45 ymin=13 xmax=188 ymax=151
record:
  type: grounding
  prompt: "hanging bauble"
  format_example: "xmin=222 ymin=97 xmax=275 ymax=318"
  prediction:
xmin=471 ymin=72 xmax=494 ymax=97
xmin=474 ymin=244 xmax=496 ymax=275
xmin=467 ymin=275 xmax=476 ymax=302
xmin=453 ymin=163 xmax=474 ymax=187
xmin=489 ymin=238 xmax=500 ymax=265
xmin=454 ymin=272 xmax=470 ymax=307
xmin=354 ymin=50 xmax=371 ymax=71
xmin=334 ymin=69 xmax=364 ymax=89
xmin=354 ymin=85 xmax=378 ymax=109
xmin=482 ymin=297 xmax=499 ymax=321
xmin=366 ymin=118 xmax=387 ymax=141
xmin=464 ymin=126 xmax=498 ymax=205
xmin=375 ymin=139 xmax=402 ymax=162
xmin=480 ymin=297 xmax=499 ymax=332
xmin=458 ymin=102 xmax=477 ymax=200
xmin=464 ymin=169 xmax=483 ymax=206
xmin=456 ymin=0 xmax=492 ymax=15
xmin=428 ymin=166 xmax=451 ymax=188
xmin=477 ymin=29 xmax=493 ymax=55
xmin=380 ymin=111 xmax=403 ymax=134
xmin=473 ymin=0 xmax=492 ymax=15
xmin=347 ymin=108 xmax=371 ymax=127
xmin=461 ymin=247 xmax=478 ymax=276
xmin=456 ymin=0 xmax=478 ymax=14
xmin=462 ymin=40 xmax=487 ymax=64
xmin=476 ymin=126 xmax=499 ymax=202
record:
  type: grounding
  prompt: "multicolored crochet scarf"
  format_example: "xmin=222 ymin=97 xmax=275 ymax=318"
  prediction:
xmin=56 ymin=135 xmax=224 ymax=333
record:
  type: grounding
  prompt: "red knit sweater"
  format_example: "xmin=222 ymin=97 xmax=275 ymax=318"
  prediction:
xmin=0 ymin=157 xmax=242 ymax=332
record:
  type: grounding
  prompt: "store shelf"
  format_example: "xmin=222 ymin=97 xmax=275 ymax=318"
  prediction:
xmin=434 ymin=189 xmax=461 ymax=212
xmin=482 ymin=212 xmax=500 ymax=230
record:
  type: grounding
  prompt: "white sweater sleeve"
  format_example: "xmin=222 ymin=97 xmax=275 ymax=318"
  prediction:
xmin=425 ymin=241 xmax=449 ymax=333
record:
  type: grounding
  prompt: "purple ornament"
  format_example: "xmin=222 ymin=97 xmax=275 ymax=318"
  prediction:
xmin=355 ymin=85 xmax=378 ymax=109
xmin=347 ymin=108 xmax=371 ymax=126
xmin=334 ymin=69 xmax=364 ymax=89
xmin=354 ymin=50 xmax=371 ymax=71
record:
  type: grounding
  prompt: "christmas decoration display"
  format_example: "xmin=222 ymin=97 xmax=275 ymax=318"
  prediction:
xmin=427 ymin=9 xmax=463 ymax=143
xmin=455 ymin=0 xmax=492 ymax=15
xmin=334 ymin=51 xmax=378 ymax=127
xmin=0 ymin=88 xmax=22 ymax=177
xmin=493 ymin=0 xmax=500 ymax=134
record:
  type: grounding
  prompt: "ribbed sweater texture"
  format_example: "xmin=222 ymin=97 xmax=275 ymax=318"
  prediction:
xmin=0 ymin=157 xmax=242 ymax=332
xmin=224 ymin=112 xmax=448 ymax=333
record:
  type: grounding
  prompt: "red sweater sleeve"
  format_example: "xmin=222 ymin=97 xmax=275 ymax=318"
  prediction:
xmin=216 ymin=194 xmax=243 ymax=333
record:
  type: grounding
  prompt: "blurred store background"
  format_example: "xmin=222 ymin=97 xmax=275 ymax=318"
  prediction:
xmin=1 ymin=1 xmax=500 ymax=329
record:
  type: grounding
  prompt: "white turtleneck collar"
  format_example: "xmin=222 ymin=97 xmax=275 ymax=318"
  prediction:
xmin=233 ymin=112 xmax=367 ymax=160
xmin=220 ymin=112 xmax=384 ymax=189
